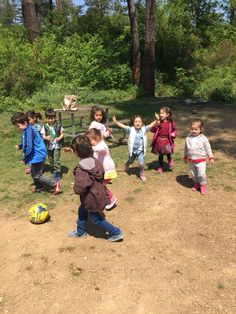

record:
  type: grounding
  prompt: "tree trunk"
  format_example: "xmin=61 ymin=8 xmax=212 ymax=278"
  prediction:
xmin=22 ymin=0 xmax=39 ymax=43
xmin=229 ymin=1 xmax=236 ymax=26
xmin=143 ymin=0 xmax=156 ymax=97
xmin=127 ymin=0 xmax=141 ymax=85
xmin=56 ymin=0 xmax=62 ymax=11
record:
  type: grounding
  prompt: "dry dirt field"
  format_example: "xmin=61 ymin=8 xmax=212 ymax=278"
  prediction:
xmin=0 ymin=103 xmax=236 ymax=314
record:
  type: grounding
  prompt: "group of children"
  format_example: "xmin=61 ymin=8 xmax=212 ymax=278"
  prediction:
xmin=11 ymin=105 xmax=214 ymax=242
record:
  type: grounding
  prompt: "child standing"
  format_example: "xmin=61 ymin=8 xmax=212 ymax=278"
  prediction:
xmin=24 ymin=111 xmax=43 ymax=174
xmin=68 ymin=135 xmax=123 ymax=242
xmin=89 ymin=105 xmax=112 ymax=138
xmin=184 ymin=119 xmax=214 ymax=195
xmin=86 ymin=128 xmax=117 ymax=210
xmin=112 ymin=115 xmax=158 ymax=181
xmin=41 ymin=108 xmax=64 ymax=182
xmin=11 ymin=112 xmax=61 ymax=194
xmin=26 ymin=110 xmax=43 ymax=133
xmin=150 ymin=107 xmax=177 ymax=173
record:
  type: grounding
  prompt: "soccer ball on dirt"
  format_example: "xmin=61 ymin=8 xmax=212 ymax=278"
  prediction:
xmin=28 ymin=203 xmax=50 ymax=224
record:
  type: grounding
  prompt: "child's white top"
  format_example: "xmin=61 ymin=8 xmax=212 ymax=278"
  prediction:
xmin=125 ymin=126 xmax=149 ymax=157
xmin=89 ymin=121 xmax=110 ymax=138
xmin=40 ymin=125 xmax=64 ymax=150
xmin=92 ymin=140 xmax=117 ymax=180
xmin=184 ymin=134 xmax=213 ymax=160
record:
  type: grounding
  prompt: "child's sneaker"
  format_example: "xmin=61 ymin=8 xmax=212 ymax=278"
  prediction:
xmin=140 ymin=171 xmax=147 ymax=181
xmin=25 ymin=167 xmax=31 ymax=174
xmin=200 ymin=185 xmax=207 ymax=195
xmin=168 ymin=159 xmax=174 ymax=170
xmin=192 ymin=182 xmax=200 ymax=192
xmin=107 ymin=232 xmax=123 ymax=242
xmin=157 ymin=167 xmax=163 ymax=174
xmin=51 ymin=180 xmax=61 ymax=195
xmin=68 ymin=230 xmax=87 ymax=238
xmin=105 ymin=196 xmax=117 ymax=210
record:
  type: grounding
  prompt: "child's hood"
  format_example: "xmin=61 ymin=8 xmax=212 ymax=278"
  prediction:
xmin=77 ymin=157 xmax=104 ymax=179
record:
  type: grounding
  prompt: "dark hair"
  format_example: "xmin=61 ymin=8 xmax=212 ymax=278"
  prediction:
xmin=191 ymin=119 xmax=204 ymax=129
xmin=71 ymin=135 xmax=93 ymax=158
xmin=26 ymin=110 xmax=42 ymax=121
xmin=129 ymin=115 xmax=146 ymax=127
xmin=86 ymin=128 xmax=102 ymax=140
xmin=45 ymin=108 xmax=56 ymax=118
xmin=90 ymin=106 xmax=106 ymax=124
xmin=11 ymin=112 xmax=28 ymax=125
xmin=160 ymin=107 xmax=173 ymax=121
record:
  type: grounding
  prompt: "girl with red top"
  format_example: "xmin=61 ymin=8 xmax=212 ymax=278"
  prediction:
xmin=150 ymin=107 xmax=177 ymax=173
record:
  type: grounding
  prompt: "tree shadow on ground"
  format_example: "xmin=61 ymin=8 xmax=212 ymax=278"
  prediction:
xmin=176 ymin=174 xmax=193 ymax=188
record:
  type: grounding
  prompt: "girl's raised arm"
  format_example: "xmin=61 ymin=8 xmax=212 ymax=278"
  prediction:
xmin=147 ymin=113 xmax=160 ymax=129
xmin=112 ymin=116 xmax=127 ymax=129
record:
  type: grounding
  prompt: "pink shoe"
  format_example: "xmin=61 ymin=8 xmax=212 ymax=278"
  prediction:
xmin=140 ymin=171 xmax=147 ymax=181
xmin=200 ymin=185 xmax=207 ymax=195
xmin=157 ymin=167 xmax=163 ymax=174
xmin=192 ymin=183 xmax=200 ymax=192
xmin=169 ymin=159 xmax=174 ymax=169
xmin=105 ymin=196 xmax=117 ymax=210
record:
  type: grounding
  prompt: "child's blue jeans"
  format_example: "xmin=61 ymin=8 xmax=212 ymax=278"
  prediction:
xmin=76 ymin=206 xmax=121 ymax=236
xmin=127 ymin=151 xmax=144 ymax=166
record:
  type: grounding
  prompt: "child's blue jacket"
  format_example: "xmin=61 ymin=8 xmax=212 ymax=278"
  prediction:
xmin=19 ymin=125 xmax=47 ymax=164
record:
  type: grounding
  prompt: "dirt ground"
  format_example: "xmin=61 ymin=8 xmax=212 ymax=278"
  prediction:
xmin=0 ymin=104 xmax=236 ymax=314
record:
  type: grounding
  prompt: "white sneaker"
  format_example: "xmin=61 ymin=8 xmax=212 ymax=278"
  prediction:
xmin=105 ymin=197 xmax=117 ymax=210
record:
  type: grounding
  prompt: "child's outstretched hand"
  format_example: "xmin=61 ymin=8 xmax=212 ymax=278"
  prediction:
xmin=112 ymin=116 xmax=117 ymax=123
xmin=15 ymin=144 xmax=20 ymax=150
xmin=210 ymin=158 xmax=215 ymax=164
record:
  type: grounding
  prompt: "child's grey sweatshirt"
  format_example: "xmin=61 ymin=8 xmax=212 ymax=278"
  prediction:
xmin=184 ymin=134 xmax=213 ymax=161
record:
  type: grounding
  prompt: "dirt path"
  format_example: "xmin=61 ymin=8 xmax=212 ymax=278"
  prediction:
xmin=0 ymin=104 xmax=236 ymax=313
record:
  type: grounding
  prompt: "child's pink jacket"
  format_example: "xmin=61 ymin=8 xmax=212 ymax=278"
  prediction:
xmin=150 ymin=121 xmax=177 ymax=153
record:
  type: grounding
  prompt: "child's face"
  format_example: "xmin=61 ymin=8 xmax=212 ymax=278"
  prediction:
xmin=87 ymin=135 xmax=100 ymax=146
xmin=46 ymin=116 xmax=55 ymax=125
xmin=28 ymin=117 xmax=36 ymax=125
xmin=190 ymin=123 xmax=202 ymax=136
xmin=15 ymin=122 xmax=27 ymax=131
xmin=94 ymin=111 xmax=103 ymax=123
xmin=159 ymin=109 xmax=169 ymax=121
xmin=133 ymin=117 xmax=143 ymax=129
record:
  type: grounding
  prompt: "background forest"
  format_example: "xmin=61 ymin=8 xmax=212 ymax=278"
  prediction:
xmin=0 ymin=0 xmax=236 ymax=113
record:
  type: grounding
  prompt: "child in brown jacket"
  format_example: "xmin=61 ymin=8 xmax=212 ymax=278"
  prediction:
xmin=68 ymin=135 xmax=123 ymax=242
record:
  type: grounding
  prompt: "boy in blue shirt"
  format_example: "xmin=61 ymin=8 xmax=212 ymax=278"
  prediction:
xmin=11 ymin=112 xmax=61 ymax=194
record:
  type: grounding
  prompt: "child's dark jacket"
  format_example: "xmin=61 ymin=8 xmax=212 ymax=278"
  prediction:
xmin=73 ymin=157 xmax=109 ymax=213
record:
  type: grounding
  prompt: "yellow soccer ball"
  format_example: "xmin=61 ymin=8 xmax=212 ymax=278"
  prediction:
xmin=28 ymin=203 xmax=50 ymax=224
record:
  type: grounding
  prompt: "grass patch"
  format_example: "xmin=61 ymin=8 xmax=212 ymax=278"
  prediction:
xmin=58 ymin=246 xmax=76 ymax=253
xmin=224 ymin=185 xmax=235 ymax=192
